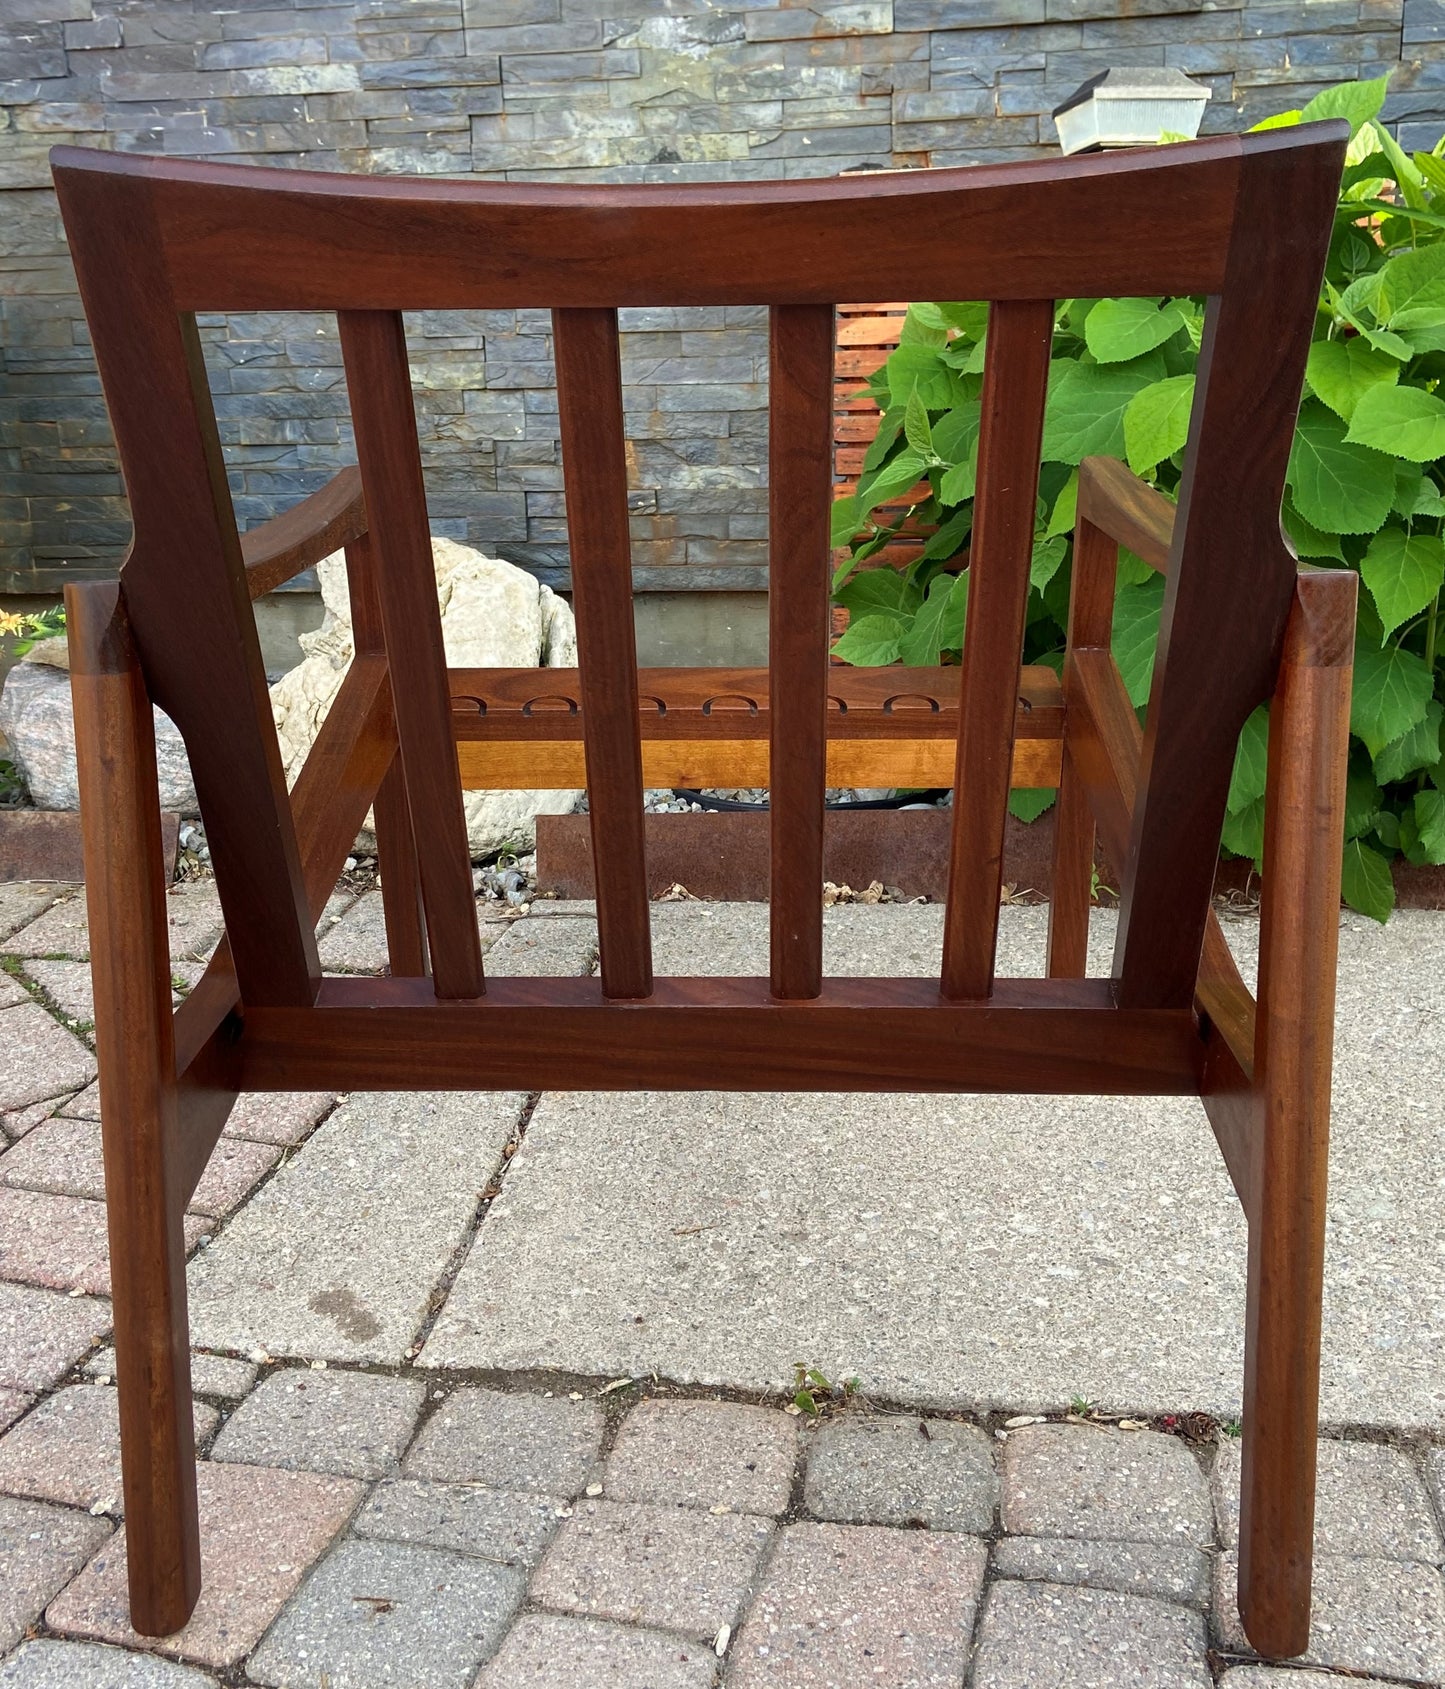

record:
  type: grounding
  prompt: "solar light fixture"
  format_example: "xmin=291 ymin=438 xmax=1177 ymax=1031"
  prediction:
xmin=1052 ymin=68 xmax=1211 ymax=155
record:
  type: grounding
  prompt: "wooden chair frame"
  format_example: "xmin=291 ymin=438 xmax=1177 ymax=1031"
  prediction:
xmin=51 ymin=126 xmax=1351 ymax=1655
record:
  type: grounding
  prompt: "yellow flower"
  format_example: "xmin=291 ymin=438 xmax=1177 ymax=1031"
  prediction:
xmin=0 ymin=611 xmax=30 ymax=637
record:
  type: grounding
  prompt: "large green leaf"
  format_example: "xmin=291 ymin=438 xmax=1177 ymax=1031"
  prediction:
xmin=1341 ymin=838 xmax=1395 ymax=922
xmin=1358 ymin=526 xmax=1445 ymax=640
xmin=832 ymin=494 xmax=862 ymax=549
xmin=1041 ymin=357 xmax=1161 ymax=465
xmin=1373 ymin=697 xmax=1443 ymax=783
xmin=1008 ymin=787 xmax=1057 ymax=824
xmin=1350 ymin=641 xmax=1436 ymax=754
xmin=903 ymin=387 xmax=935 ymax=457
xmin=1300 ymin=73 xmax=1389 ymax=136
xmin=1123 ymin=375 xmax=1195 ymax=475
xmin=1345 ymin=383 xmax=1445 ymax=463
xmin=1227 ymin=705 xmax=1270 ymax=815
xmin=931 ymin=401 xmax=980 ymax=466
xmin=1305 ymin=337 xmax=1398 ymax=423
xmin=1375 ymin=242 xmax=1445 ymax=330
xmin=1282 ymin=500 xmax=1346 ymax=562
xmin=862 ymin=409 xmax=903 ymax=475
xmin=1046 ymin=470 xmax=1078 ymax=540
xmin=1030 ymin=535 xmax=1067 ymax=592
xmin=1083 ymin=297 xmax=1184 ymax=364
xmin=831 ymin=612 xmax=905 ymax=667
xmin=897 ymin=571 xmax=968 ymax=665
xmin=1414 ymin=787 xmax=1445 ymax=863
xmin=1344 ymin=765 xmax=1383 ymax=840
xmin=1221 ymin=797 xmax=1265 ymax=867
xmin=856 ymin=448 xmax=928 ymax=518
xmin=918 ymin=507 xmax=971 ymax=563
xmin=835 ymin=565 xmax=923 ymax=620
xmin=885 ymin=344 xmax=966 ymax=410
xmin=1287 ymin=404 xmax=1396 ymax=534
xmin=1112 ymin=577 xmax=1165 ymax=706
xmin=938 ymin=456 xmax=976 ymax=506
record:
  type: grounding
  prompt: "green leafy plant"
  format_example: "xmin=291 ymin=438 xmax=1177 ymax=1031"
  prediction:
xmin=831 ymin=74 xmax=1445 ymax=919
xmin=791 ymin=1361 xmax=861 ymax=1416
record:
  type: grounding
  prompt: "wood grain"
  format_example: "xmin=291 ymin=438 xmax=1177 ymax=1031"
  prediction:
xmin=554 ymin=307 xmax=653 ymax=999
xmin=339 ymin=309 xmax=483 ymax=999
xmin=768 ymin=304 xmax=836 ymax=999
xmin=941 ymin=298 xmax=1054 ymax=1000
xmin=65 ymin=580 xmax=201 ymax=1637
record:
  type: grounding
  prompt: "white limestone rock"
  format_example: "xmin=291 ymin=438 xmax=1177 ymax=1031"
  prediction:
xmin=269 ymin=538 xmax=581 ymax=857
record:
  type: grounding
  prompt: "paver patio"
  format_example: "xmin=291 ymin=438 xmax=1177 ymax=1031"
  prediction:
xmin=0 ymin=881 xmax=1441 ymax=1685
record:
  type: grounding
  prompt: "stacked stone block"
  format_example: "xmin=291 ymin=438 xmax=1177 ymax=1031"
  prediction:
xmin=1 ymin=0 xmax=1441 ymax=591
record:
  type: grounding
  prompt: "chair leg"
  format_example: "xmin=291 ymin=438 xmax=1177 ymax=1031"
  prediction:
xmin=374 ymin=750 xmax=429 ymax=978
xmin=66 ymin=581 xmax=202 ymax=1636
xmin=1046 ymin=744 xmax=1094 ymax=977
xmin=1237 ymin=570 xmax=1353 ymax=1659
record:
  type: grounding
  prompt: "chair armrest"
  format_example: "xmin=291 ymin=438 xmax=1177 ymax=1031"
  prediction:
xmin=241 ymin=466 xmax=367 ymax=599
xmin=1077 ymin=456 xmax=1174 ymax=575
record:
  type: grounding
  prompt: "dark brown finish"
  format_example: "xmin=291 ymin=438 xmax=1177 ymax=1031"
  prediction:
xmin=1239 ymin=566 xmax=1355 ymax=1658
xmin=1114 ymin=130 xmax=1344 ymax=1013
xmin=0 ymin=807 xmax=177 ymax=885
xmin=942 ymin=298 xmax=1054 ymax=1000
xmin=769 ymin=304 xmax=837 ymax=999
xmin=52 ymin=126 xmax=1350 ymax=1660
xmin=241 ymin=465 xmax=366 ymax=598
xmin=243 ymin=974 xmax=1199 ymax=1096
xmin=64 ymin=579 xmax=201 ymax=1637
xmin=339 ymin=311 xmax=483 ymax=999
xmin=553 ymin=307 xmax=652 ymax=999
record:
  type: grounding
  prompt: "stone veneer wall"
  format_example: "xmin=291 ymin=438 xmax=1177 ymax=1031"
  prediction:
xmin=2 ymin=0 xmax=1443 ymax=594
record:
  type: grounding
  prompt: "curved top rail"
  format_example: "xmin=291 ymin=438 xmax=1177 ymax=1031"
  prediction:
xmin=47 ymin=129 xmax=1334 ymax=312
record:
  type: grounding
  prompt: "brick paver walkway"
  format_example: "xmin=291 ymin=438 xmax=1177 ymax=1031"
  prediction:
xmin=1 ymin=879 xmax=1442 ymax=1687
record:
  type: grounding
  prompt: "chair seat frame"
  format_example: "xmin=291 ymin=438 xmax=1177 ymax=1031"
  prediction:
xmin=52 ymin=127 xmax=1352 ymax=1658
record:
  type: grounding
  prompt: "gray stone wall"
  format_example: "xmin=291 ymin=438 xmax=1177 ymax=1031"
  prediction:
xmin=2 ymin=0 xmax=1442 ymax=594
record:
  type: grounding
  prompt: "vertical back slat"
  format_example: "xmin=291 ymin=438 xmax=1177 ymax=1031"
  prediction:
xmin=768 ymin=304 xmax=836 ymax=1000
xmin=338 ymin=309 xmax=484 ymax=1000
xmin=940 ymin=298 xmax=1054 ymax=1001
xmin=553 ymin=307 xmax=653 ymax=1000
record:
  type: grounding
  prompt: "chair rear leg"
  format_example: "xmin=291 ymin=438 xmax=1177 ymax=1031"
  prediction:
xmin=1237 ymin=570 xmax=1353 ymax=1658
xmin=66 ymin=581 xmax=202 ymax=1636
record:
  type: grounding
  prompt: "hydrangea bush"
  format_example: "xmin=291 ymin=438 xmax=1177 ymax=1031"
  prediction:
xmin=830 ymin=75 xmax=1445 ymax=919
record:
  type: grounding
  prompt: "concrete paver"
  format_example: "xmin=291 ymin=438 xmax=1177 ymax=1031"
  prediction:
xmin=803 ymin=1412 xmax=997 ymax=1533
xmin=352 ymin=1477 xmax=563 ymax=1567
xmin=245 ymin=1537 xmax=526 ymax=1689
xmin=1001 ymin=1423 xmax=1213 ymax=1545
xmin=1213 ymin=1550 xmax=1445 ymax=1681
xmin=991 ymin=1534 xmax=1211 ymax=1608
xmin=0 ymin=1281 xmax=109 ymax=1391
xmin=604 ymin=1397 xmax=798 ymax=1515
xmin=0 ymin=1384 xmax=217 ymax=1513
xmin=0 ymin=1494 xmax=111 ymax=1654
xmin=729 ymin=1519 xmax=986 ymax=1689
xmin=1213 ymin=1435 xmax=1442 ymax=1561
xmin=529 ymin=1497 xmax=772 ymax=1640
xmin=475 ymin=1613 xmax=718 ymax=1688
xmin=970 ymin=1579 xmax=1211 ymax=1689
xmin=403 ymin=1386 xmax=603 ymax=1495
xmin=188 ymin=1091 xmax=524 ymax=1364
xmin=210 ymin=1367 xmax=424 ymax=1479
xmin=0 ymin=1003 xmax=96 ymax=1112
xmin=45 ymin=1461 xmax=364 ymax=1669
xmin=0 ymin=1639 xmax=218 ymax=1687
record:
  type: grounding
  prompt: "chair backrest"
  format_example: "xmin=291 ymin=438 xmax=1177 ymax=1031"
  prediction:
xmin=51 ymin=127 xmax=1345 ymax=1018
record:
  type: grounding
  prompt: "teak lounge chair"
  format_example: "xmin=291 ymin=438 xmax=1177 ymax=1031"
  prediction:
xmin=51 ymin=123 xmax=1352 ymax=1657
